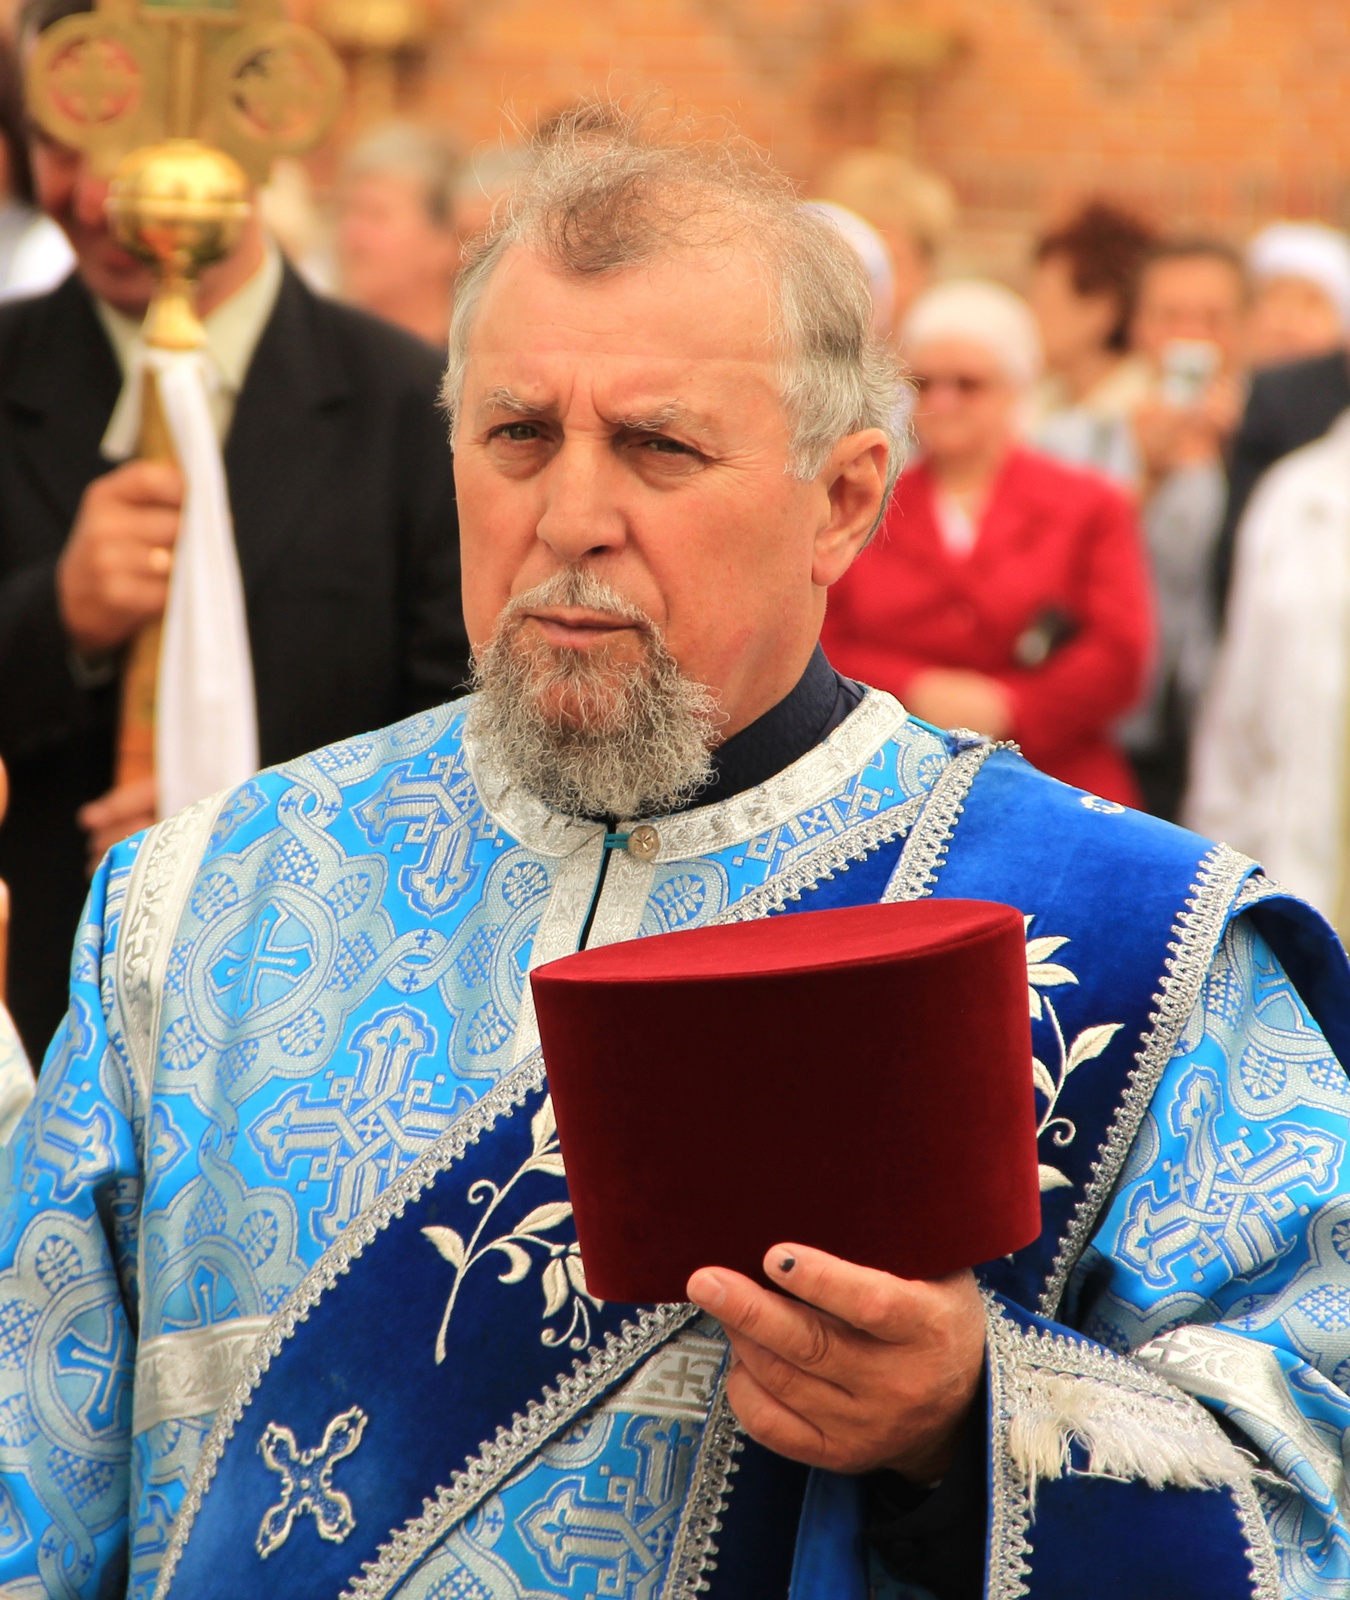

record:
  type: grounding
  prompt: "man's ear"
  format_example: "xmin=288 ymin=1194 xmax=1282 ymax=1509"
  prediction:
xmin=811 ymin=429 xmax=891 ymax=588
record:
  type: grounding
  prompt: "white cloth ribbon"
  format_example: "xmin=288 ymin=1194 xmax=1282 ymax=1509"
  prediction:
xmin=102 ymin=346 xmax=259 ymax=819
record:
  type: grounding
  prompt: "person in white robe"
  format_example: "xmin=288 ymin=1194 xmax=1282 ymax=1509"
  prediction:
xmin=1186 ymin=408 xmax=1350 ymax=928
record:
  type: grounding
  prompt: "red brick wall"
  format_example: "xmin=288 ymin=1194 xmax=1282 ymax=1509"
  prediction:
xmin=13 ymin=1 xmax=1350 ymax=275
xmin=368 ymin=0 xmax=1350 ymax=275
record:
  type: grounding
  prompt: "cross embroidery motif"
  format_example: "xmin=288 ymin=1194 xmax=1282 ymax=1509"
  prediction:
xmin=256 ymin=1406 xmax=367 ymax=1559
xmin=210 ymin=904 xmax=314 ymax=1020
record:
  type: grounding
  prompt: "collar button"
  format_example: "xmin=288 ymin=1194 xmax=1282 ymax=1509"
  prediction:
xmin=626 ymin=824 xmax=660 ymax=861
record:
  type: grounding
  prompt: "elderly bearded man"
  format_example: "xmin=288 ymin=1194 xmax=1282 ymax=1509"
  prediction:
xmin=1 ymin=111 xmax=1349 ymax=1600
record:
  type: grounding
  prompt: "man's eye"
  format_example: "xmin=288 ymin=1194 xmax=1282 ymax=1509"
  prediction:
xmin=491 ymin=423 xmax=541 ymax=442
xmin=639 ymin=436 xmax=693 ymax=455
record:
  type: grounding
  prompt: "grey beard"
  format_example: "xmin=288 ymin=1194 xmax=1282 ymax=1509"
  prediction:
xmin=467 ymin=569 xmax=719 ymax=820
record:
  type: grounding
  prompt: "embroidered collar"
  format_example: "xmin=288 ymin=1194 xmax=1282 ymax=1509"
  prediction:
xmin=464 ymin=687 xmax=908 ymax=862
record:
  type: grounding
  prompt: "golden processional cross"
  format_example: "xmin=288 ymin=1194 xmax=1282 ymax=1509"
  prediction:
xmin=25 ymin=0 xmax=343 ymax=792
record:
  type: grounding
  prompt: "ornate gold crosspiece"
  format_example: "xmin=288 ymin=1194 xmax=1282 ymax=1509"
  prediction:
xmin=25 ymin=2 xmax=343 ymax=792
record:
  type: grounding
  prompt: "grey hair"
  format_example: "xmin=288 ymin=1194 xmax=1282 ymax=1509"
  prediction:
xmin=441 ymin=104 xmax=909 ymax=515
xmin=341 ymin=120 xmax=463 ymax=229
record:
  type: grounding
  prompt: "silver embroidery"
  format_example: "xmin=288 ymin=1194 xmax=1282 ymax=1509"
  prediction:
xmin=984 ymin=1297 xmax=1032 ymax=1600
xmin=153 ymin=1056 xmax=552 ymax=1600
xmin=882 ymin=741 xmax=1001 ymax=904
xmin=1232 ymin=871 xmax=1282 ymax=914
xmin=115 ymin=789 xmax=233 ymax=1117
xmin=466 ymin=690 xmax=908 ymax=862
xmin=133 ymin=1316 xmax=270 ymax=1435
xmin=602 ymin=1324 xmax=726 ymax=1423
xmin=342 ymin=1304 xmax=695 ymax=1599
xmin=586 ymin=845 xmax=657 ymax=947
xmin=986 ymin=1297 xmax=1256 ymax=1593
xmin=1232 ymin=1474 xmax=1284 ymax=1600
xmin=1133 ymin=1324 xmax=1349 ymax=1517
xmin=508 ymin=834 xmax=605 ymax=1069
xmin=257 ymin=1405 xmax=368 ymax=1557
xmin=660 ymin=1374 xmax=741 ymax=1600
xmin=1039 ymin=843 xmax=1258 ymax=1316
xmin=714 ymin=797 xmax=924 ymax=924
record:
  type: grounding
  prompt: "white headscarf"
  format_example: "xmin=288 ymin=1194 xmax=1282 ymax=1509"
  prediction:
xmin=1247 ymin=222 xmax=1350 ymax=332
xmin=804 ymin=200 xmax=897 ymax=337
xmin=901 ymin=278 xmax=1043 ymax=389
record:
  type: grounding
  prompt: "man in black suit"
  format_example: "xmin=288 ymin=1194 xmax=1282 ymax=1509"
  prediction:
xmin=0 ymin=0 xmax=469 ymax=1062
xmin=1213 ymin=346 xmax=1350 ymax=611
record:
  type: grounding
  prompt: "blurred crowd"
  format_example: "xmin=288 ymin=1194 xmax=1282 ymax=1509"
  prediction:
xmin=6 ymin=41 xmax=1350 ymax=1038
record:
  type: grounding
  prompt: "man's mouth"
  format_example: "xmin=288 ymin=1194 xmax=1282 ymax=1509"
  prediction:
xmin=523 ymin=609 xmax=644 ymax=650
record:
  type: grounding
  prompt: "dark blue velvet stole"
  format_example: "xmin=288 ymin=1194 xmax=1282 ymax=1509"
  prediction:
xmin=163 ymin=742 xmax=1350 ymax=1600
xmin=160 ymin=1072 xmax=691 ymax=1599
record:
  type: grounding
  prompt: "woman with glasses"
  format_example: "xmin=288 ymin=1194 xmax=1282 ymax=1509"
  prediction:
xmin=822 ymin=278 xmax=1153 ymax=806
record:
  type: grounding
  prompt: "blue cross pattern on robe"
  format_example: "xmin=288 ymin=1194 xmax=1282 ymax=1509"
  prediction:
xmin=55 ymin=1305 xmax=131 ymax=1435
xmin=352 ymin=757 xmax=490 ymax=915
xmin=249 ymin=1006 xmax=465 ymax=1239
xmin=1118 ymin=1065 xmax=1344 ymax=1289
xmin=256 ymin=1405 xmax=368 ymax=1559
xmin=35 ymin=1096 xmax=117 ymax=1203
xmin=209 ymin=904 xmax=316 ymax=1021
xmin=517 ymin=1417 xmax=696 ymax=1589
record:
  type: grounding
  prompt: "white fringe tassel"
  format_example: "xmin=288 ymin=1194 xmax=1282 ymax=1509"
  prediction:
xmin=1009 ymin=1374 xmax=1251 ymax=1509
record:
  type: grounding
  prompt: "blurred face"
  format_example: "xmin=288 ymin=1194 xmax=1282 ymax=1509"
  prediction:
xmin=879 ymin=227 xmax=931 ymax=329
xmin=336 ymin=171 xmax=459 ymax=315
xmin=455 ymin=244 xmax=887 ymax=743
xmin=1132 ymin=255 xmax=1247 ymax=370
xmin=908 ymin=338 xmax=1019 ymax=466
xmin=1029 ymin=253 xmax=1119 ymax=371
xmin=1247 ymin=275 xmax=1344 ymax=367
xmin=29 ymin=133 xmax=156 ymax=312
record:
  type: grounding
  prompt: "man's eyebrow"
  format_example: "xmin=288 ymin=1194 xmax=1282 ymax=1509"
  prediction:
xmin=477 ymin=389 xmax=717 ymax=437
xmin=609 ymin=402 xmax=718 ymax=436
xmin=478 ymin=386 xmax=554 ymax=418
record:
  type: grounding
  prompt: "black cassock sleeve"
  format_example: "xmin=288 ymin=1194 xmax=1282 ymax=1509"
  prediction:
xmin=863 ymin=1374 xmax=988 ymax=1600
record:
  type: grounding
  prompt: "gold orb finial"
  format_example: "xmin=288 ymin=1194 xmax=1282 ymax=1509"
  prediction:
xmin=107 ymin=138 xmax=251 ymax=349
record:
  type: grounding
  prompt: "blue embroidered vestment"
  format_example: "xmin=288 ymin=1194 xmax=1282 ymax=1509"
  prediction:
xmin=0 ymin=691 xmax=1347 ymax=1599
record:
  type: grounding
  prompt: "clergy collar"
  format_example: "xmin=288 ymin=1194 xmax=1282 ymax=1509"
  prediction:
xmin=465 ymin=645 xmax=902 ymax=863
xmin=669 ymin=644 xmax=864 ymax=813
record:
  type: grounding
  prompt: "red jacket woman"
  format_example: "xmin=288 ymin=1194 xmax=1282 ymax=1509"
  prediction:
xmin=825 ymin=446 xmax=1152 ymax=804
xmin=823 ymin=279 xmax=1152 ymax=805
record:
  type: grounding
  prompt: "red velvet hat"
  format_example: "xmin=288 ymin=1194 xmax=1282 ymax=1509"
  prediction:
xmin=531 ymin=898 xmax=1040 ymax=1303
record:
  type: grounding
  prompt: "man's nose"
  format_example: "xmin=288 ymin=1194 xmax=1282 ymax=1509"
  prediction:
xmin=534 ymin=442 xmax=627 ymax=563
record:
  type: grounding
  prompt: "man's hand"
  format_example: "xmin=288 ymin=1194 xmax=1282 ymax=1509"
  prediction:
xmin=688 ymin=1246 xmax=986 ymax=1482
xmin=57 ymin=462 xmax=182 ymax=658
xmin=77 ymin=778 xmax=156 ymax=873
xmin=905 ymin=668 xmax=1014 ymax=741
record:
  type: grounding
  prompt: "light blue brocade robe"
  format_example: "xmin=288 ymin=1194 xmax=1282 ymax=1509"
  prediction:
xmin=0 ymin=692 xmax=1347 ymax=1599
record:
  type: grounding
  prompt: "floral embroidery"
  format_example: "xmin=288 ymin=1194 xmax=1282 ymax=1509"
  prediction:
xmin=423 ymin=1097 xmax=602 ymax=1363
xmin=1026 ymin=916 xmax=1122 ymax=1192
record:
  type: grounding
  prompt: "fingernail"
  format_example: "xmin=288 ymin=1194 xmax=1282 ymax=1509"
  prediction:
xmin=688 ymin=1269 xmax=727 ymax=1310
xmin=778 ymin=1254 xmax=796 ymax=1274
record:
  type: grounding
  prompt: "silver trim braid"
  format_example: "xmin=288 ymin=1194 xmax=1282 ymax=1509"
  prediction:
xmin=882 ymin=741 xmax=1000 ymax=904
xmin=984 ymin=1295 xmax=1266 ymax=1599
xmin=984 ymin=1295 xmax=1033 ymax=1600
xmin=153 ymin=1053 xmax=691 ymax=1600
xmin=715 ymin=796 xmax=924 ymax=924
xmin=1038 ymin=843 xmax=1256 ymax=1316
xmin=347 ymin=1304 xmax=695 ymax=1599
xmin=466 ymin=689 xmax=908 ymax=863
xmin=1232 ymin=1476 xmax=1283 ymax=1600
xmin=659 ymin=1374 xmax=742 ymax=1600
